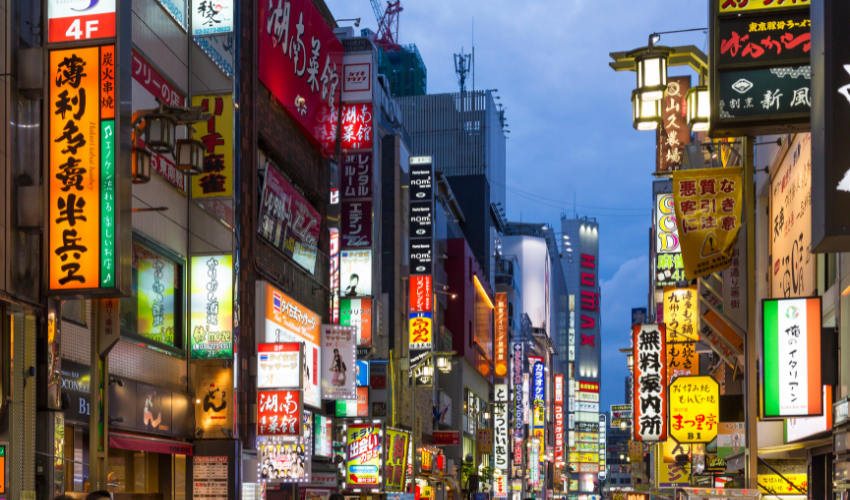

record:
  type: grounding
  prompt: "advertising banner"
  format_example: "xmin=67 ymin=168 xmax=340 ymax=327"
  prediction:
xmin=409 ymin=275 xmax=432 ymax=313
xmin=671 ymin=167 xmax=743 ymax=279
xmin=258 ymin=0 xmax=343 ymax=154
xmin=495 ymin=293 xmax=509 ymax=377
xmin=633 ymin=324 xmax=667 ymax=441
xmin=655 ymin=192 xmax=686 ymax=286
xmin=663 ymin=286 xmax=699 ymax=383
xmin=259 ymin=441 xmax=311 ymax=482
xmin=258 ymin=390 xmax=302 ymax=437
xmin=762 ymin=297 xmax=823 ymax=418
xmin=340 ymin=250 xmax=372 ymax=297
xmin=770 ymin=134 xmax=814 ymax=298
xmin=256 ymin=282 xmax=322 ymax=408
xmin=512 ymin=342 xmax=524 ymax=437
xmin=320 ymin=324 xmax=357 ymax=400
xmin=257 ymin=343 xmax=303 ymax=389
xmin=495 ymin=384 xmax=509 ymax=471
xmin=191 ymin=94 xmax=234 ymax=199
xmin=259 ymin=162 xmax=321 ymax=274
xmin=669 ymin=375 xmax=719 ymax=443
xmin=340 ymin=298 xmax=372 ymax=346
xmin=385 ymin=428 xmax=410 ymax=491
xmin=346 ymin=423 xmax=383 ymax=488
xmin=191 ymin=255 xmax=234 ymax=359
xmin=341 ymin=201 xmax=373 ymax=248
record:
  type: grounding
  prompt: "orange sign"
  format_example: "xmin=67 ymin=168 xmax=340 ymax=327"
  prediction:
xmin=663 ymin=286 xmax=700 ymax=383
xmin=495 ymin=292 xmax=508 ymax=377
xmin=49 ymin=46 xmax=117 ymax=292
xmin=409 ymin=275 xmax=432 ymax=313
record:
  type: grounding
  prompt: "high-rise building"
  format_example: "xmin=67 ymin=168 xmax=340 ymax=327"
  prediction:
xmin=361 ymin=28 xmax=427 ymax=97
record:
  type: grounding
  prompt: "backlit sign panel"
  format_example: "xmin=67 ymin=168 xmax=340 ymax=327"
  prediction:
xmin=48 ymin=0 xmax=116 ymax=43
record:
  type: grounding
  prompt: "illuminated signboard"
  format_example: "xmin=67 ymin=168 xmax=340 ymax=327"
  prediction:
xmin=257 ymin=343 xmax=302 ymax=389
xmin=48 ymin=0 xmax=116 ymax=43
xmin=409 ymin=312 xmax=432 ymax=350
xmin=495 ymin=293 xmax=508 ymax=377
xmin=384 ymin=427 xmax=410 ymax=491
xmin=346 ymin=423 xmax=383 ymax=488
xmin=340 ymin=298 xmax=372 ymax=346
xmin=190 ymin=255 xmax=234 ymax=359
xmin=335 ymin=386 xmax=368 ymax=417
xmin=494 ymin=384 xmax=509 ymax=471
xmin=320 ymin=324 xmax=357 ymax=400
xmin=669 ymin=375 xmax=719 ymax=444
xmin=191 ymin=94 xmax=234 ymax=198
xmin=633 ymin=324 xmax=667 ymax=441
xmin=258 ymin=390 xmax=302 ymax=437
xmin=314 ymin=414 xmax=333 ymax=457
xmin=193 ymin=0 xmax=234 ymax=36
xmin=663 ymin=286 xmax=699 ymax=383
xmin=655 ymin=192 xmax=685 ymax=286
xmin=258 ymin=440 xmax=311 ymax=483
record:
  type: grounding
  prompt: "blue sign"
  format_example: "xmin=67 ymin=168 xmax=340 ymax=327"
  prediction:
xmin=631 ymin=307 xmax=648 ymax=326
xmin=356 ymin=360 xmax=369 ymax=387
xmin=533 ymin=361 xmax=545 ymax=404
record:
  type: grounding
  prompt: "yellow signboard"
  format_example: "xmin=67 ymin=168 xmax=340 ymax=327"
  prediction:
xmin=661 ymin=438 xmax=692 ymax=463
xmin=721 ymin=0 xmax=809 ymax=13
xmin=384 ymin=428 xmax=409 ymax=491
xmin=663 ymin=286 xmax=699 ymax=383
xmin=409 ymin=312 xmax=432 ymax=350
xmin=655 ymin=451 xmax=691 ymax=487
xmin=759 ymin=473 xmax=807 ymax=495
xmin=191 ymin=94 xmax=234 ymax=198
xmin=669 ymin=376 xmax=720 ymax=444
xmin=568 ymin=452 xmax=598 ymax=463
xmin=671 ymin=167 xmax=743 ymax=280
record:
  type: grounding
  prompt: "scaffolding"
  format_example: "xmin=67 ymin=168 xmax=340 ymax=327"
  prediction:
xmin=378 ymin=42 xmax=427 ymax=97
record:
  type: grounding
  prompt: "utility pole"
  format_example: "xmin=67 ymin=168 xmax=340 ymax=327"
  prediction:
xmin=743 ymin=136 xmax=758 ymax=489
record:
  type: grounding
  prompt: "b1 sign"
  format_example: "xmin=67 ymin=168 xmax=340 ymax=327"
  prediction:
xmin=48 ymin=0 xmax=116 ymax=43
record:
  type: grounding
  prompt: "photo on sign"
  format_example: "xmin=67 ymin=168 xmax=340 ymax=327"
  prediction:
xmin=259 ymin=441 xmax=311 ymax=482
xmin=320 ymin=325 xmax=357 ymax=400
xmin=341 ymin=250 xmax=372 ymax=297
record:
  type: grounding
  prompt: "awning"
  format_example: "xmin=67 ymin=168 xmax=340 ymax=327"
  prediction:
xmin=109 ymin=432 xmax=193 ymax=456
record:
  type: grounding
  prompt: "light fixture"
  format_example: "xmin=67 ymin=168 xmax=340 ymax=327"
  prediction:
xmin=686 ymin=85 xmax=710 ymax=132
xmin=620 ymin=421 xmax=627 ymax=431
xmin=420 ymin=364 xmax=434 ymax=379
xmin=634 ymin=48 xmax=669 ymax=101
xmin=132 ymin=146 xmax=152 ymax=184
xmin=144 ymin=112 xmax=177 ymax=153
xmin=436 ymin=355 xmax=451 ymax=373
xmin=632 ymin=89 xmax=663 ymax=131
xmin=176 ymin=125 xmax=206 ymax=175
xmin=483 ymin=410 xmax=491 ymax=421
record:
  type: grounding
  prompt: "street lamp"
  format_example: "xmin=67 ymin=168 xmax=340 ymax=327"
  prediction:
xmin=631 ymin=89 xmax=662 ymax=131
xmin=633 ymin=48 xmax=669 ymax=102
xmin=132 ymin=145 xmax=152 ymax=184
xmin=686 ymin=86 xmax=710 ymax=132
xmin=176 ymin=125 xmax=206 ymax=175
xmin=144 ymin=111 xmax=177 ymax=154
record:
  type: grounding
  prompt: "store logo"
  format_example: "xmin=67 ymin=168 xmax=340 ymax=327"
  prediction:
xmin=731 ymin=79 xmax=753 ymax=94
xmin=785 ymin=306 xmax=799 ymax=319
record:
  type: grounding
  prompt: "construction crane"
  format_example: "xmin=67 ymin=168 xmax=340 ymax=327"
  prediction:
xmin=370 ymin=0 xmax=403 ymax=52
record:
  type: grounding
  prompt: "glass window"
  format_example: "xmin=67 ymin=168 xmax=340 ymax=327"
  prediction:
xmin=120 ymin=239 xmax=185 ymax=356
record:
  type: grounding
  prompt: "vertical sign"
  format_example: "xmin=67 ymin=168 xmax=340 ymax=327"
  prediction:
xmin=257 ymin=390 xmax=302 ymax=437
xmin=190 ymin=255 xmax=234 ymax=359
xmin=655 ymin=191 xmax=685 ymax=287
xmin=384 ymin=428 xmax=410 ymax=491
xmin=193 ymin=457 xmax=228 ymax=500
xmin=191 ymin=95 xmax=234 ymax=198
xmin=408 ymin=156 xmax=434 ymax=360
xmin=663 ymin=286 xmax=699 ymax=383
xmin=598 ymin=414 xmax=607 ymax=479
xmin=579 ymin=253 xmax=600 ymax=348
xmin=657 ymin=76 xmax=691 ymax=173
xmin=512 ymin=342 xmax=524 ymax=439
xmin=494 ymin=383 xmax=509 ymax=472
xmin=49 ymin=46 xmax=122 ymax=293
xmin=495 ymin=293 xmax=508 ymax=377
xmin=812 ymin=0 xmax=850 ymax=252
xmin=554 ymin=375 xmax=564 ymax=468
xmin=669 ymin=376 xmax=719 ymax=443
xmin=762 ymin=297 xmax=823 ymax=418
xmin=346 ymin=423 xmax=383 ymax=488
xmin=633 ymin=324 xmax=667 ymax=441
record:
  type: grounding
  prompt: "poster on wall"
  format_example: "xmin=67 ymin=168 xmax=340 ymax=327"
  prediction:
xmin=259 ymin=161 xmax=321 ymax=275
xmin=346 ymin=423 xmax=383 ymax=488
xmin=770 ymin=134 xmax=814 ymax=299
xmin=190 ymin=255 xmax=234 ymax=359
xmin=321 ymin=324 xmax=357 ymax=400
xmin=257 ymin=343 xmax=303 ymax=389
xmin=256 ymin=282 xmax=322 ymax=408
xmin=193 ymin=457 xmax=228 ymax=500
xmin=340 ymin=250 xmax=372 ymax=297
xmin=259 ymin=441 xmax=311 ymax=482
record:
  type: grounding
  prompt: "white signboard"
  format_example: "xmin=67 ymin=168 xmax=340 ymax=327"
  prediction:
xmin=193 ymin=457 xmax=228 ymax=500
xmin=192 ymin=0 xmax=234 ymax=36
xmin=257 ymin=343 xmax=303 ymax=389
xmin=156 ymin=0 xmax=186 ymax=28
xmin=341 ymin=52 xmax=373 ymax=102
xmin=770 ymin=133 xmax=814 ymax=299
xmin=47 ymin=0 xmax=116 ymax=43
xmin=577 ymin=391 xmax=599 ymax=403
xmin=577 ymin=401 xmax=599 ymax=412
xmin=495 ymin=383 xmax=509 ymax=471
xmin=340 ymin=250 xmax=373 ymax=297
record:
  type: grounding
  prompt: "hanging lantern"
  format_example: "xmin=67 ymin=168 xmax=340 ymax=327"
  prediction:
xmin=175 ymin=126 xmax=206 ymax=175
xmin=631 ymin=89 xmax=662 ymax=131
xmin=132 ymin=147 xmax=151 ymax=184
xmin=143 ymin=113 xmax=177 ymax=153
xmin=634 ymin=50 xmax=669 ymax=101
xmin=686 ymin=85 xmax=710 ymax=132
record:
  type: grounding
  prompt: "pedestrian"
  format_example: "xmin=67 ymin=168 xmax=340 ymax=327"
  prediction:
xmin=86 ymin=491 xmax=112 ymax=500
xmin=330 ymin=494 xmax=345 ymax=500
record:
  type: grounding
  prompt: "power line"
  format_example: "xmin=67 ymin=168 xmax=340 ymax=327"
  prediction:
xmin=506 ymin=189 xmax=650 ymax=218
xmin=496 ymin=180 xmax=650 ymax=212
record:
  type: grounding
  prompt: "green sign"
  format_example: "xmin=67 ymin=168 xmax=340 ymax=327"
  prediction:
xmin=100 ymin=120 xmax=115 ymax=287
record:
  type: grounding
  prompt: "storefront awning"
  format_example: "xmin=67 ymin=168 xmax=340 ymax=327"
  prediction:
xmin=109 ymin=432 xmax=193 ymax=456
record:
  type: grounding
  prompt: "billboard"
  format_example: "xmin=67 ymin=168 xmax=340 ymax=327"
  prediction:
xmin=669 ymin=375 xmax=719 ymax=444
xmin=340 ymin=298 xmax=372 ymax=346
xmin=341 ymin=200 xmax=373 ymax=248
xmin=409 ymin=312 xmax=433 ymax=350
xmin=340 ymin=250 xmax=372 ymax=297
xmin=384 ymin=428 xmax=410 ymax=491
xmin=191 ymin=94 xmax=234 ymax=199
xmin=190 ymin=255 xmax=234 ymax=359
xmin=258 ymin=390 xmax=302 ymax=437
xmin=256 ymin=282 xmax=322 ymax=408
xmin=346 ymin=423 xmax=383 ymax=488
xmin=495 ymin=293 xmax=509 ymax=377
xmin=633 ymin=324 xmax=667 ymax=441
xmin=258 ymin=343 xmax=303 ymax=389
xmin=259 ymin=441 xmax=311 ymax=483
xmin=409 ymin=275 xmax=432 ymax=313
xmin=320 ymin=324 xmax=357 ymax=400
xmin=495 ymin=384 xmax=509 ymax=471
xmin=655 ymin=192 xmax=685 ymax=287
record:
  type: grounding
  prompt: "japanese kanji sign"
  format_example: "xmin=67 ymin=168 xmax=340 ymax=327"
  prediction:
xmin=669 ymin=375 xmax=720 ymax=443
xmin=478 ymin=428 xmax=494 ymax=455
xmin=655 ymin=191 xmax=686 ymax=287
xmin=663 ymin=286 xmax=699 ymax=383
xmin=657 ymin=76 xmax=691 ymax=173
xmin=495 ymin=383 xmax=509 ymax=471
xmin=340 ymin=103 xmax=374 ymax=151
xmin=259 ymin=0 xmax=343 ymax=156
xmin=711 ymin=0 xmax=811 ymax=136
xmin=409 ymin=275 xmax=432 ymax=313
xmin=384 ymin=428 xmax=409 ymax=491
xmin=49 ymin=46 xmax=126 ymax=294
xmin=671 ymin=167 xmax=743 ymax=279
xmin=495 ymin=293 xmax=508 ymax=377
xmin=346 ymin=423 xmax=383 ymax=488
xmin=257 ymin=343 xmax=303 ymax=389
xmin=191 ymin=95 xmax=234 ymax=198
xmin=193 ymin=0 xmax=233 ymax=36
xmin=258 ymin=390 xmax=302 ymax=437
xmin=191 ymin=255 xmax=234 ymax=359
xmin=408 ymin=312 xmax=432 ymax=350
xmin=770 ymin=133 xmax=814 ymax=298
xmin=762 ymin=297 xmax=822 ymax=418
xmin=632 ymin=324 xmax=667 ymax=441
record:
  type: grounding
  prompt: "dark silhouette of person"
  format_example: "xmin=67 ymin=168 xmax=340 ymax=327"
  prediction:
xmin=344 ymin=274 xmax=360 ymax=296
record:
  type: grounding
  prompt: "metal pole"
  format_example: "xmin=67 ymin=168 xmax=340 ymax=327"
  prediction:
xmin=411 ymin=369 xmax=417 ymax=495
xmin=743 ymin=136 xmax=759 ymax=489
xmin=89 ymin=303 xmax=101 ymax=490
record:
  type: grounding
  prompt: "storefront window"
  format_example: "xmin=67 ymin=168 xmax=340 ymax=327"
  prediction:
xmin=120 ymin=239 xmax=185 ymax=356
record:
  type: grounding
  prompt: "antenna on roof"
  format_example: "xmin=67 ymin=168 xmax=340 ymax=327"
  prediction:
xmin=453 ymin=48 xmax=471 ymax=94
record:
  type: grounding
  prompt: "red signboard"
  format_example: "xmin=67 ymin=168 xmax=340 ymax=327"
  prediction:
xmin=578 ymin=381 xmax=599 ymax=393
xmin=340 ymin=103 xmax=374 ymax=151
xmin=258 ymin=390 xmax=302 ymax=437
xmin=432 ymin=431 xmax=460 ymax=446
xmin=48 ymin=0 xmax=116 ymax=44
xmin=258 ymin=0 xmax=344 ymax=156
xmin=409 ymin=275 xmax=433 ymax=313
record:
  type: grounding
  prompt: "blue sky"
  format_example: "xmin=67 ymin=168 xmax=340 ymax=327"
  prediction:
xmin=325 ymin=0 xmax=708 ymax=412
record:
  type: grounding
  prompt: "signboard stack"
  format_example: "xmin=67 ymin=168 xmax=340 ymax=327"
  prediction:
xmin=408 ymin=156 xmax=436 ymax=366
